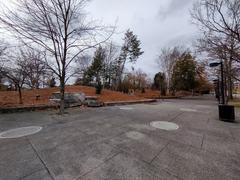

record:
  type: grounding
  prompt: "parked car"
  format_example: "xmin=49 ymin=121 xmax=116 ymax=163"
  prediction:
xmin=49 ymin=92 xmax=86 ymax=106
xmin=84 ymin=96 xmax=103 ymax=107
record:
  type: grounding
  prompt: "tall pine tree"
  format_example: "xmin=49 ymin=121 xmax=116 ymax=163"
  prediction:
xmin=116 ymin=30 xmax=144 ymax=89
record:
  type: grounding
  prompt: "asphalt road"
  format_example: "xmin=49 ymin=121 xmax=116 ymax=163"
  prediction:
xmin=0 ymin=95 xmax=240 ymax=180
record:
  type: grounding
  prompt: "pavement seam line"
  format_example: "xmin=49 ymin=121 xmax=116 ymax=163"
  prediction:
xmin=170 ymin=112 xmax=184 ymax=122
xmin=76 ymin=151 xmax=121 ymax=180
xmin=27 ymin=138 xmax=55 ymax=180
xmin=103 ymin=141 xmax=152 ymax=165
xmin=201 ymin=134 xmax=205 ymax=149
xmin=43 ymin=124 xmax=128 ymax=151
xmin=149 ymin=142 xmax=171 ymax=165
xmin=18 ymin=168 xmax=47 ymax=180
xmin=161 ymin=167 xmax=181 ymax=180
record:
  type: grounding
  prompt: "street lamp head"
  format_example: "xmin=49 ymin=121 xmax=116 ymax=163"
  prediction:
xmin=209 ymin=62 xmax=221 ymax=67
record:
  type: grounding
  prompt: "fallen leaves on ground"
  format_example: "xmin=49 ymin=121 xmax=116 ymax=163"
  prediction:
xmin=0 ymin=86 xmax=146 ymax=107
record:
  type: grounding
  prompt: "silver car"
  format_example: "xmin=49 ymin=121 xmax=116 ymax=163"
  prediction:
xmin=49 ymin=92 xmax=86 ymax=106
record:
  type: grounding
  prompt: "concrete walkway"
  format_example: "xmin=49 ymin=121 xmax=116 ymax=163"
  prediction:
xmin=0 ymin=95 xmax=240 ymax=180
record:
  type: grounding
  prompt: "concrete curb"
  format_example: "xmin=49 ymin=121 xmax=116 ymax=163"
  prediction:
xmin=0 ymin=105 xmax=58 ymax=114
xmin=0 ymin=103 xmax=83 ymax=114
xmin=0 ymin=100 xmax=157 ymax=114
xmin=143 ymin=96 xmax=182 ymax=100
xmin=104 ymin=99 xmax=157 ymax=106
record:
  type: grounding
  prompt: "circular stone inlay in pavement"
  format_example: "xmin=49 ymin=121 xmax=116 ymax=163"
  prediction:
xmin=119 ymin=107 xmax=133 ymax=110
xmin=150 ymin=121 xmax=179 ymax=131
xmin=126 ymin=131 xmax=145 ymax=140
xmin=0 ymin=126 xmax=42 ymax=139
xmin=180 ymin=108 xmax=197 ymax=112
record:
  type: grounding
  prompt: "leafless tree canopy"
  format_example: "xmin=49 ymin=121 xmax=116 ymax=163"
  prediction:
xmin=191 ymin=0 xmax=240 ymax=99
xmin=0 ymin=44 xmax=6 ymax=58
xmin=192 ymin=0 xmax=240 ymax=62
xmin=156 ymin=46 xmax=186 ymax=92
xmin=192 ymin=0 xmax=240 ymax=42
xmin=0 ymin=0 xmax=113 ymax=77
xmin=0 ymin=50 xmax=29 ymax=104
xmin=0 ymin=41 xmax=7 ymax=80
xmin=0 ymin=0 xmax=114 ymax=113
xmin=20 ymin=49 xmax=47 ymax=89
xmin=74 ymin=54 xmax=92 ymax=77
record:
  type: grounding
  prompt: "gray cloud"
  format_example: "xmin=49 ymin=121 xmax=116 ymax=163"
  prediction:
xmin=166 ymin=33 xmax=197 ymax=48
xmin=84 ymin=0 xmax=199 ymax=77
xmin=1 ymin=0 xmax=199 ymax=79
xmin=158 ymin=0 xmax=193 ymax=20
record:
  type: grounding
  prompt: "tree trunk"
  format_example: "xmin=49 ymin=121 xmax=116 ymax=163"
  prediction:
xmin=228 ymin=58 xmax=233 ymax=100
xmin=166 ymin=70 xmax=171 ymax=95
xmin=223 ymin=62 xmax=228 ymax=104
xmin=17 ymin=85 xmax=23 ymax=104
xmin=59 ymin=77 xmax=65 ymax=114
xmin=108 ymin=76 xmax=111 ymax=89
xmin=228 ymin=76 xmax=233 ymax=100
xmin=116 ymin=60 xmax=126 ymax=91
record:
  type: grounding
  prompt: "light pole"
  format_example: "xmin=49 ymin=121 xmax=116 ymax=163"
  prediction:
xmin=210 ymin=61 xmax=225 ymax=104
xmin=210 ymin=61 xmax=235 ymax=122
xmin=213 ymin=79 xmax=220 ymax=103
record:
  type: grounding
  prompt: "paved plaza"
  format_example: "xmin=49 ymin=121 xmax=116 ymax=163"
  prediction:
xmin=0 ymin=96 xmax=240 ymax=180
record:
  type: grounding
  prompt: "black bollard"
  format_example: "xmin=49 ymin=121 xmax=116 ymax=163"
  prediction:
xmin=218 ymin=104 xmax=235 ymax=122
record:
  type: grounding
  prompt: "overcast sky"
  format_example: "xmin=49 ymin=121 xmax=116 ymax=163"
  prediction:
xmin=1 ymin=0 xmax=199 ymax=79
xmin=87 ymin=0 xmax=198 ymax=77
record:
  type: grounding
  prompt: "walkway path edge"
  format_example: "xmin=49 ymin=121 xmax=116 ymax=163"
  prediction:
xmin=0 ymin=100 xmax=158 ymax=113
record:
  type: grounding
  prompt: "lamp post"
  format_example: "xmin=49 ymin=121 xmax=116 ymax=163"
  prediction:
xmin=213 ymin=79 xmax=220 ymax=103
xmin=209 ymin=61 xmax=225 ymax=104
xmin=210 ymin=61 xmax=235 ymax=122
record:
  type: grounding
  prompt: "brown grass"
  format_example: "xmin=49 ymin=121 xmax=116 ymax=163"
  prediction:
xmin=135 ymin=89 xmax=161 ymax=99
xmin=229 ymin=98 xmax=240 ymax=109
xmin=0 ymin=86 xmax=145 ymax=107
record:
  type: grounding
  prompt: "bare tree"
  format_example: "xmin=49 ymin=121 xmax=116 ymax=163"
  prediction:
xmin=156 ymin=46 xmax=184 ymax=94
xmin=102 ymin=42 xmax=120 ymax=88
xmin=0 ymin=53 xmax=28 ymax=104
xmin=0 ymin=43 xmax=6 ymax=58
xmin=191 ymin=0 xmax=240 ymax=99
xmin=119 ymin=68 xmax=148 ymax=93
xmin=20 ymin=49 xmax=47 ymax=89
xmin=191 ymin=0 xmax=240 ymax=66
xmin=197 ymin=33 xmax=240 ymax=99
xmin=74 ymin=54 xmax=92 ymax=77
xmin=192 ymin=0 xmax=240 ymax=44
xmin=135 ymin=69 xmax=148 ymax=91
xmin=0 ymin=0 xmax=114 ymax=113
xmin=0 ymin=40 xmax=7 ymax=68
xmin=0 ymin=40 xmax=7 ymax=84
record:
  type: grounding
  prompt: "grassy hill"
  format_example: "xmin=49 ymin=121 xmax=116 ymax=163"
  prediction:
xmin=0 ymin=86 xmax=146 ymax=107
